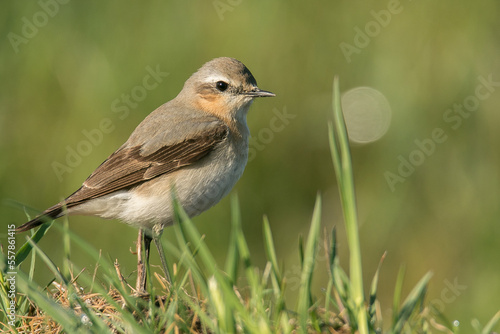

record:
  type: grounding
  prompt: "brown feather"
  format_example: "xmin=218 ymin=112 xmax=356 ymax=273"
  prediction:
xmin=67 ymin=125 xmax=228 ymax=205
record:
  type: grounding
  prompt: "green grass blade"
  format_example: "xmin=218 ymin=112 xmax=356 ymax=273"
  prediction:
xmin=26 ymin=236 xmax=68 ymax=286
xmin=62 ymin=218 xmax=71 ymax=280
xmin=171 ymin=225 xmax=209 ymax=294
xmin=328 ymin=228 xmax=337 ymax=273
xmin=481 ymin=310 xmax=500 ymax=334
xmin=392 ymin=271 xmax=433 ymax=333
xmin=262 ymin=215 xmax=287 ymax=321
xmin=174 ymin=200 xmax=219 ymax=275
xmin=224 ymin=207 xmax=240 ymax=284
xmin=208 ymin=275 xmax=232 ymax=333
xmin=329 ymin=76 xmax=368 ymax=333
xmin=229 ymin=195 xmax=271 ymax=333
xmin=327 ymin=227 xmax=354 ymax=317
xmin=298 ymin=235 xmax=304 ymax=269
xmin=178 ymin=289 xmax=217 ymax=333
xmin=263 ymin=215 xmax=281 ymax=284
xmin=15 ymin=230 xmax=39 ymax=321
xmin=27 ymin=229 xmax=37 ymax=280
xmin=297 ymin=193 xmax=322 ymax=332
xmin=328 ymin=122 xmax=342 ymax=189
xmin=392 ymin=264 xmax=406 ymax=327
xmin=231 ymin=195 xmax=258 ymax=288
xmin=368 ymin=252 xmax=386 ymax=326
xmin=324 ymin=228 xmax=337 ymax=317
xmin=13 ymin=221 xmax=53 ymax=267
xmin=172 ymin=196 xmax=260 ymax=333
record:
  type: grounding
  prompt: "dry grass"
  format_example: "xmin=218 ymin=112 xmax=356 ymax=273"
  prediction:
xmin=1 ymin=264 xmax=350 ymax=334
xmin=0 ymin=282 xmax=351 ymax=334
xmin=2 ymin=281 xmax=124 ymax=333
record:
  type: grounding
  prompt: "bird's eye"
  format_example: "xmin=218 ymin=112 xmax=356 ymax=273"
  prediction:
xmin=216 ymin=81 xmax=229 ymax=92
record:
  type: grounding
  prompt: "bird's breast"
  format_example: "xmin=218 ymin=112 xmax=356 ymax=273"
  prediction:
xmin=174 ymin=134 xmax=248 ymax=217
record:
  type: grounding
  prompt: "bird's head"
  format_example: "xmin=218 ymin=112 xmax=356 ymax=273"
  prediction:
xmin=180 ymin=57 xmax=275 ymax=123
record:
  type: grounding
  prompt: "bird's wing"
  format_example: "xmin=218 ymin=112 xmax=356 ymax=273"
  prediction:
xmin=63 ymin=120 xmax=228 ymax=206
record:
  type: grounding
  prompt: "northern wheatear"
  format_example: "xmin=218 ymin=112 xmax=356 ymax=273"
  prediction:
xmin=17 ymin=57 xmax=275 ymax=294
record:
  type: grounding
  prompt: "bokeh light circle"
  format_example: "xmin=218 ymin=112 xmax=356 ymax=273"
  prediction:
xmin=341 ymin=87 xmax=392 ymax=144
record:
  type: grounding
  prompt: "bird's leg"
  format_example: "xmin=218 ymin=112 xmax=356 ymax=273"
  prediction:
xmin=152 ymin=231 xmax=171 ymax=284
xmin=135 ymin=228 xmax=152 ymax=295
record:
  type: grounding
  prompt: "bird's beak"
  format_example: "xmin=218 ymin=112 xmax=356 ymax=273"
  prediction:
xmin=244 ymin=87 xmax=276 ymax=98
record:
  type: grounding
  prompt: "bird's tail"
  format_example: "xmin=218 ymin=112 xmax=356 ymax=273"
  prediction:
xmin=16 ymin=204 xmax=64 ymax=232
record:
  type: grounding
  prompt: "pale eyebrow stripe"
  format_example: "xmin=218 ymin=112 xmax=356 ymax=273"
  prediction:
xmin=203 ymin=74 xmax=230 ymax=83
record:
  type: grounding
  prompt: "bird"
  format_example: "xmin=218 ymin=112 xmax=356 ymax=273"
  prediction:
xmin=16 ymin=57 xmax=275 ymax=294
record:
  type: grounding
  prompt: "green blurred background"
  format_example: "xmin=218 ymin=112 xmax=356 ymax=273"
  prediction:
xmin=1 ymin=0 xmax=499 ymax=331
